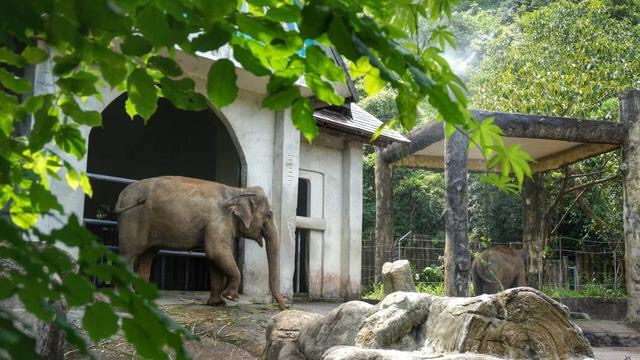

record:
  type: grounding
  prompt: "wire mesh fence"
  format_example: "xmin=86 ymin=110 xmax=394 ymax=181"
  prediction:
xmin=362 ymin=232 xmax=446 ymax=290
xmin=361 ymin=232 xmax=625 ymax=293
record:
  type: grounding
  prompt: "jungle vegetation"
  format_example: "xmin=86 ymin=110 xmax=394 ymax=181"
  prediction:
xmin=361 ymin=0 xmax=640 ymax=263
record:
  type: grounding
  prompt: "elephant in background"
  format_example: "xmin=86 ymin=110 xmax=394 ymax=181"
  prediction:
xmin=472 ymin=245 xmax=527 ymax=295
xmin=114 ymin=176 xmax=286 ymax=310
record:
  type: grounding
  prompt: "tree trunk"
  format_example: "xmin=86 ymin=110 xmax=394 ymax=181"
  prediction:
xmin=444 ymin=130 xmax=470 ymax=297
xmin=621 ymin=89 xmax=640 ymax=328
xmin=375 ymin=147 xmax=394 ymax=283
xmin=522 ymin=173 xmax=547 ymax=289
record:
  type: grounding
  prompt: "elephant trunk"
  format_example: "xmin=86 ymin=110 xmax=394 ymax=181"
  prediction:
xmin=263 ymin=219 xmax=286 ymax=310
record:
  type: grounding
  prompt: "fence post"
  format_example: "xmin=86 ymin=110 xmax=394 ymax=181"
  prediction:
xmin=559 ymin=237 xmax=563 ymax=287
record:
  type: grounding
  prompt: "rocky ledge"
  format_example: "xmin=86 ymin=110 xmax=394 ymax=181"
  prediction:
xmin=264 ymin=288 xmax=594 ymax=360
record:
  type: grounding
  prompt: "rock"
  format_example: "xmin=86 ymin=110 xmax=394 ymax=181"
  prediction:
xmin=0 ymin=257 xmax=71 ymax=360
xmin=355 ymin=292 xmax=432 ymax=350
xmin=570 ymin=312 xmax=591 ymax=320
xmin=298 ymin=301 xmax=374 ymax=360
xmin=324 ymin=346 xmax=503 ymax=360
xmin=262 ymin=310 xmax=322 ymax=360
xmin=421 ymin=288 xmax=593 ymax=359
xmin=381 ymin=260 xmax=416 ymax=296
xmin=271 ymin=288 xmax=594 ymax=360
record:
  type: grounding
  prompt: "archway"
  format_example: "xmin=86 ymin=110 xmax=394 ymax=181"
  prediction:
xmin=83 ymin=94 xmax=245 ymax=291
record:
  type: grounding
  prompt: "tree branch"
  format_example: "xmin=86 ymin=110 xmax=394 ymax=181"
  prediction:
xmin=545 ymin=166 xmax=571 ymax=218
xmin=565 ymin=173 xmax=620 ymax=193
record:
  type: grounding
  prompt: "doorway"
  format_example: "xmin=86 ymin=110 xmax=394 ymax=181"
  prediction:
xmin=294 ymin=178 xmax=310 ymax=294
xmin=83 ymin=94 xmax=244 ymax=291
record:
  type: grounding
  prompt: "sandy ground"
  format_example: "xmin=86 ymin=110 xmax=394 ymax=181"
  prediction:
xmin=63 ymin=291 xmax=640 ymax=359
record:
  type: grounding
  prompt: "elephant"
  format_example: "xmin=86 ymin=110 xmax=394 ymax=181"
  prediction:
xmin=472 ymin=245 xmax=527 ymax=295
xmin=114 ymin=175 xmax=286 ymax=310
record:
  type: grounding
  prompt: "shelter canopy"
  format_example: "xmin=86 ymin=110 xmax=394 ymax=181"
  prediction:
xmin=382 ymin=110 xmax=625 ymax=173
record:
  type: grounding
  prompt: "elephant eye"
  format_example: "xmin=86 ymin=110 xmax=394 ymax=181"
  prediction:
xmin=266 ymin=210 xmax=273 ymax=218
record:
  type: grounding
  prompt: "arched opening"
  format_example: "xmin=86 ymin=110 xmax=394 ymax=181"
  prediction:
xmin=83 ymin=94 xmax=245 ymax=291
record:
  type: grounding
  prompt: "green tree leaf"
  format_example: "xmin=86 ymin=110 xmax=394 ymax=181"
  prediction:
xmin=21 ymin=46 xmax=48 ymax=64
xmin=60 ymin=98 xmax=102 ymax=127
xmin=207 ymin=59 xmax=238 ymax=109
xmin=54 ymin=125 xmax=86 ymax=159
xmin=160 ymin=77 xmax=208 ymax=111
xmin=62 ymin=274 xmax=95 ymax=307
xmin=120 ymin=35 xmax=152 ymax=56
xmin=305 ymin=73 xmax=344 ymax=105
xmin=262 ymin=85 xmax=300 ymax=110
xmin=126 ymin=69 xmax=158 ymax=121
xmin=292 ymin=97 xmax=318 ymax=142
xmin=0 ymin=68 xmax=31 ymax=93
xmin=83 ymin=301 xmax=118 ymax=341
xmin=148 ymin=56 xmax=183 ymax=77
xmin=136 ymin=4 xmax=172 ymax=47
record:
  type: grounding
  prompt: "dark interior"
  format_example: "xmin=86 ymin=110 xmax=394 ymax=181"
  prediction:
xmin=84 ymin=94 xmax=242 ymax=291
xmin=294 ymin=178 xmax=310 ymax=294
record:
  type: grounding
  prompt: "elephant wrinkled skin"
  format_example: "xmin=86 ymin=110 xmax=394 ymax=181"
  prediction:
xmin=472 ymin=245 xmax=527 ymax=295
xmin=115 ymin=176 xmax=286 ymax=310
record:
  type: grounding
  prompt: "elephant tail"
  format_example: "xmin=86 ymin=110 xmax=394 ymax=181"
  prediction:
xmin=114 ymin=198 xmax=146 ymax=214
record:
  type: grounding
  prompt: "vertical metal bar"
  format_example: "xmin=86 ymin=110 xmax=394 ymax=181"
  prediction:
xmin=613 ymin=250 xmax=618 ymax=290
xmin=160 ymin=256 xmax=166 ymax=290
xmin=559 ymin=237 xmax=563 ymax=287
xmin=293 ymin=230 xmax=301 ymax=292
xmin=184 ymin=257 xmax=190 ymax=291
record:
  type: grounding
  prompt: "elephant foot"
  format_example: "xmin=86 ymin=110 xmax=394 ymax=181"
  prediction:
xmin=222 ymin=289 xmax=239 ymax=302
xmin=206 ymin=297 xmax=226 ymax=307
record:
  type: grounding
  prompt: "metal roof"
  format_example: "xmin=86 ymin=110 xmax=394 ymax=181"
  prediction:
xmin=313 ymin=103 xmax=409 ymax=145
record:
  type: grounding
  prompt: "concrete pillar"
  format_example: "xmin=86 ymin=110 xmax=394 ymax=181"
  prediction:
xmin=340 ymin=141 xmax=363 ymax=299
xmin=271 ymin=109 xmax=300 ymax=301
xmin=374 ymin=147 xmax=394 ymax=283
xmin=444 ymin=129 xmax=470 ymax=297
xmin=621 ymin=89 xmax=640 ymax=327
xmin=522 ymin=173 xmax=547 ymax=289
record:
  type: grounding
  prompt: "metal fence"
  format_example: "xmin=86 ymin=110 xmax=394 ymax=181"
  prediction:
xmin=361 ymin=232 xmax=446 ymax=289
xmin=361 ymin=233 xmax=624 ymax=292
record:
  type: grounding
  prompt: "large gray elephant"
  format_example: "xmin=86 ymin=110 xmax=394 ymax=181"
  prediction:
xmin=114 ymin=176 xmax=285 ymax=310
xmin=472 ymin=245 xmax=527 ymax=295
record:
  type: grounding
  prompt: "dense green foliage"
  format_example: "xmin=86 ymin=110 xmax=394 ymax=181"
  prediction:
xmin=361 ymin=0 xmax=639 ymax=254
xmin=0 ymin=0 xmax=538 ymax=358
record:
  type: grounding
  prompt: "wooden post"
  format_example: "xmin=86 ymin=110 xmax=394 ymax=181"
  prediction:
xmin=522 ymin=173 xmax=547 ymax=289
xmin=444 ymin=129 xmax=470 ymax=297
xmin=621 ymin=89 xmax=640 ymax=327
xmin=375 ymin=147 xmax=394 ymax=283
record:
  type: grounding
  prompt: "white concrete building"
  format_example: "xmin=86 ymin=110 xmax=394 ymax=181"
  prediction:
xmin=35 ymin=47 xmax=406 ymax=302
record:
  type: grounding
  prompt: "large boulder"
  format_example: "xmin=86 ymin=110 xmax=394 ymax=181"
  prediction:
xmin=323 ymin=346 xmax=503 ymax=360
xmin=381 ymin=260 xmax=416 ymax=296
xmin=264 ymin=288 xmax=594 ymax=360
xmin=298 ymin=301 xmax=374 ymax=360
xmin=262 ymin=310 xmax=323 ymax=360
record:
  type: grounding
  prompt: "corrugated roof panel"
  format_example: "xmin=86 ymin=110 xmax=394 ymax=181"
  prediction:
xmin=313 ymin=103 xmax=409 ymax=144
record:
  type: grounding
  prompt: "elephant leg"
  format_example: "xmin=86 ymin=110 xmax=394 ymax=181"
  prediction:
xmin=205 ymin=231 xmax=241 ymax=302
xmin=206 ymin=263 xmax=226 ymax=306
xmin=137 ymin=250 xmax=156 ymax=282
xmin=516 ymin=271 xmax=527 ymax=287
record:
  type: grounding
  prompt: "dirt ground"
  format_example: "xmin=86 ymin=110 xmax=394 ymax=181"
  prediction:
xmin=63 ymin=291 xmax=640 ymax=359
xmin=64 ymin=291 xmax=337 ymax=359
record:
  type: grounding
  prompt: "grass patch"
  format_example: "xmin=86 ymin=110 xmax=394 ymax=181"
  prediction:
xmin=362 ymin=282 xmax=445 ymax=300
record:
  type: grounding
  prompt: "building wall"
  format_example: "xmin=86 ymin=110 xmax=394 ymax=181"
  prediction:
xmin=34 ymin=51 xmax=362 ymax=302
xmin=298 ymin=134 xmax=363 ymax=299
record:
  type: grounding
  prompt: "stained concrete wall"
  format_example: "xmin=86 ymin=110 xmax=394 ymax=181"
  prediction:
xmin=299 ymin=135 xmax=363 ymax=299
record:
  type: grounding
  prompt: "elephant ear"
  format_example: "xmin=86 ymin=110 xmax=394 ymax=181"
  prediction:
xmin=227 ymin=193 xmax=255 ymax=229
